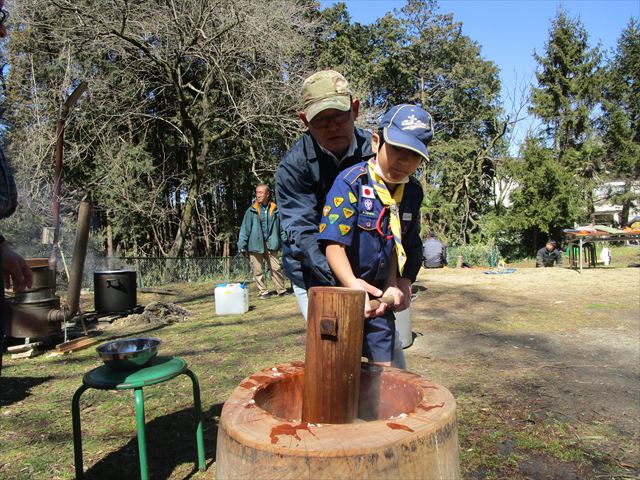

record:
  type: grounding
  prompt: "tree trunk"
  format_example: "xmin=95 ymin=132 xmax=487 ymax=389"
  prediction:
xmin=106 ymin=211 xmax=114 ymax=257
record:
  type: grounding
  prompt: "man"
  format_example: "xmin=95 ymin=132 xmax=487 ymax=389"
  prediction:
xmin=422 ymin=233 xmax=448 ymax=269
xmin=238 ymin=184 xmax=287 ymax=299
xmin=0 ymin=0 xmax=33 ymax=376
xmin=536 ymin=239 xmax=563 ymax=267
xmin=275 ymin=70 xmax=381 ymax=320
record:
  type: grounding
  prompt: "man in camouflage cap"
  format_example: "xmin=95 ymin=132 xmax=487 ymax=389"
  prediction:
xmin=276 ymin=70 xmax=382 ymax=320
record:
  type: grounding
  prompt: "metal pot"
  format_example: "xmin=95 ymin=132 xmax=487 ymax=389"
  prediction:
xmin=25 ymin=266 xmax=56 ymax=291
xmin=9 ymin=296 xmax=61 ymax=338
xmin=94 ymin=270 xmax=137 ymax=314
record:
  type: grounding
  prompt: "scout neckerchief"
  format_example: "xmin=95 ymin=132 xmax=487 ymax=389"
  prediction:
xmin=367 ymin=159 xmax=407 ymax=275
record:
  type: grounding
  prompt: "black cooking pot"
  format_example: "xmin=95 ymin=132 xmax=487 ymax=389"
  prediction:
xmin=94 ymin=270 xmax=137 ymax=313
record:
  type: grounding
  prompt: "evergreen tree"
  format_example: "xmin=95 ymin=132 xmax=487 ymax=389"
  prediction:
xmin=530 ymin=8 xmax=602 ymax=156
xmin=600 ymin=19 xmax=640 ymax=224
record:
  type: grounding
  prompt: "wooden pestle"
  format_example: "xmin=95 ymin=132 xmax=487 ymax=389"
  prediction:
xmin=368 ymin=295 xmax=395 ymax=310
xmin=302 ymin=287 xmax=366 ymax=424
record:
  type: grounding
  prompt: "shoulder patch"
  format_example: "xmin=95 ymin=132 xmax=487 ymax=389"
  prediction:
xmin=342 ymin=164 xmax=368 ymax=185
xmin=348 ymin=191 xmax=357 ymax=204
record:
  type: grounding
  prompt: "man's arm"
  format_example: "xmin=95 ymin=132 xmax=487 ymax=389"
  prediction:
xmin=399 ymin=185 xmax=423 ymax=282
xmin=0 ymin=239 xmax=32 ymax=292
xmin=237 ymin=210 xmax=251 ymax=252
xmin=276 ymin=154 xmax=334 ymax=285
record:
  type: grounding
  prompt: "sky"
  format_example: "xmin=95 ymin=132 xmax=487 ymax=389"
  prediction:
xmin=318 ymin=0 xmax=639 ymax=148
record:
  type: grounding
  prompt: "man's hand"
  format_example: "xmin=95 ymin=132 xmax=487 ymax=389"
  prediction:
xmin=1 ymin=242 xmax=32 ymax=292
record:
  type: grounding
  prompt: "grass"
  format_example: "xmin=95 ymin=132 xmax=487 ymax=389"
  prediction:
xmin=1 ymin=282 xmax=305 ymax=479
xmin=2 ymin=248 xmax=639 ymax=479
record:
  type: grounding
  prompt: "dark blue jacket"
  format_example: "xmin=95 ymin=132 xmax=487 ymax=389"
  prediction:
xmin=317 ymin=162 xmax=423 ymax=284
xmin=275 ymin=128 xmax=374 ymax=288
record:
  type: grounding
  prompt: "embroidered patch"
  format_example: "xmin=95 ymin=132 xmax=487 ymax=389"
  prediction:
xmin=360 ymin=210 xmax=375 ymax=217
xmin=363 ymin=198 xmax=373 ymax=211
xmin=339 ymin=224 xmax=351 ymax=236
xmin=328 ymin=213 xmax=340 ymax=224
xmin=402 ymin=212 xmax=412 ymax=221
xmin=323 ymin=205 xmax=331 ymax=217
xmin=333 ymin=197 xmax=344 ymax=207
xmin=319 ymin=223 xmax=327 ymax=233
xmin=361 ymin=185 xmax=375 ymax=199
xmin=348 ymin=191 xmax=358 ymax=204
xmin=342 ymin=207 xmax=354 ymax=219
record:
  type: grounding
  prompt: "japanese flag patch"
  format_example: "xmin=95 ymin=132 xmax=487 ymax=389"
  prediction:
xmin=361 ymin=185 xmax=375 ymax=199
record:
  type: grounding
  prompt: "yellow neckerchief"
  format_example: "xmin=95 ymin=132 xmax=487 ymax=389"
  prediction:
xmin=367 ymin=159 xmax=407 ymax=275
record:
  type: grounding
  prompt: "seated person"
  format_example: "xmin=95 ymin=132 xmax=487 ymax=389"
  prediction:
xmin=536 ymin=239 xmax=562 ymax=267
xmin=422 ymin=233 xmax=447 ymax=268
xmin=318 ymin=104 xmax=432 ymax=366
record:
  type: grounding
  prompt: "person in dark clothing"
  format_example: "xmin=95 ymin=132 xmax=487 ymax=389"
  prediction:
xmin=275 ymin=70 xmax=378 ymax=320
xmin=536 ymin=239 xmax=563 ymax=267
xmin=422 ymin=234 xmax=448 ymax=268
xmin=0 ymin=1 xmax=33 ymax=375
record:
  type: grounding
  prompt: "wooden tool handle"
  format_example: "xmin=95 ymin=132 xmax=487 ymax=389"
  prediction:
xmin=369 ymin=295 xmax=395 ymax=309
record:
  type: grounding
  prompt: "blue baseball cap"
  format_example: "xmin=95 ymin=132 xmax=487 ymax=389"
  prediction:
xmin=379 ymin=104 xmax=433 ymax=161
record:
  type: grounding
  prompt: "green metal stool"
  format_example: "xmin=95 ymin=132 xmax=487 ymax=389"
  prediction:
xmin=72 ymin=356 xmax=205 ymax=479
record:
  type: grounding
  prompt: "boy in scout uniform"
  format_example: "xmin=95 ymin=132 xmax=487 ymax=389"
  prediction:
xmin=318 ymin=104 xmax=433 ymax=366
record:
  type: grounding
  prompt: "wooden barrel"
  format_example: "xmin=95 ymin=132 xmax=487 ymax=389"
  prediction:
xmin=216 ymin=362 xmax=460 ymax=479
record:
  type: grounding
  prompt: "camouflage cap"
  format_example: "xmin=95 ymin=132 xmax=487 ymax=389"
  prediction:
xmin=301 ymin=70 xmax=352 ymax=122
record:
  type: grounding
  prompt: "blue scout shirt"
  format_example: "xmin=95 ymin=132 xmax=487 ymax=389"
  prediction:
xmin=317 ymin=161 xmax=423 ymax=284
xmin=275 ymin=128 xmax=374 ymax=289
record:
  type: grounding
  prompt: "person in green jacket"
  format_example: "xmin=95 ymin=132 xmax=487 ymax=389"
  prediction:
xmin=238 ymin=184 xmax=288 ymax=299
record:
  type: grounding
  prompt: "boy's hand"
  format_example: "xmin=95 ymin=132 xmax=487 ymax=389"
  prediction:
xmin=395 ymin=278 xmax=413 ymax=311
xmin=382 ymin=286 xmax=405 ymax=312
xmin=347 ymin=278 xmax=385 ymax=318
xmin=355 ymin=278 xmax=383 ymax=299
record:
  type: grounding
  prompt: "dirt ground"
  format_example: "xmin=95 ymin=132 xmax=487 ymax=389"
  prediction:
xmin=1 ymin=262 xmax=639 ymax=479
xmin=407 ymin=266 xmax=639 ymax=479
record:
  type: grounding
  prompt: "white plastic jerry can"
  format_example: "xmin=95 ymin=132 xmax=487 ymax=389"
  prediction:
xmin=215 ymin=283 xmax=249 ymax=315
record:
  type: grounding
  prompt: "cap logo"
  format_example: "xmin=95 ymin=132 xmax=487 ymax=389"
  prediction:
xmin=401 ymin=114 xmax=429 ymax=131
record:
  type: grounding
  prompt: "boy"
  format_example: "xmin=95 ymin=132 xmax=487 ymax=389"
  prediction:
xmin=318 ymin=104 xmax=433 ymax=366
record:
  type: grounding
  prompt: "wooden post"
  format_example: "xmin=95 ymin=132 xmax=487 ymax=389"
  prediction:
xmin=302 ymin=287 xmax=366 ymax=424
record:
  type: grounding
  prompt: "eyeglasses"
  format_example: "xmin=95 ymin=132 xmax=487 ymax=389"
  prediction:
xmin=309 ymin=108 xmax=352 ymax=130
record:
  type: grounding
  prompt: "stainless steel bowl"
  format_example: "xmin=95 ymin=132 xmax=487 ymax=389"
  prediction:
xmin=96 ymin=338 xmax=161 ymax=371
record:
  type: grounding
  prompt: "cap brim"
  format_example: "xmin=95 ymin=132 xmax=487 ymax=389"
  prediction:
xmin=305 ymin=95 xmax=351 ymax=122
xmin=383 ymin=127 xmax=430 ymax=161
